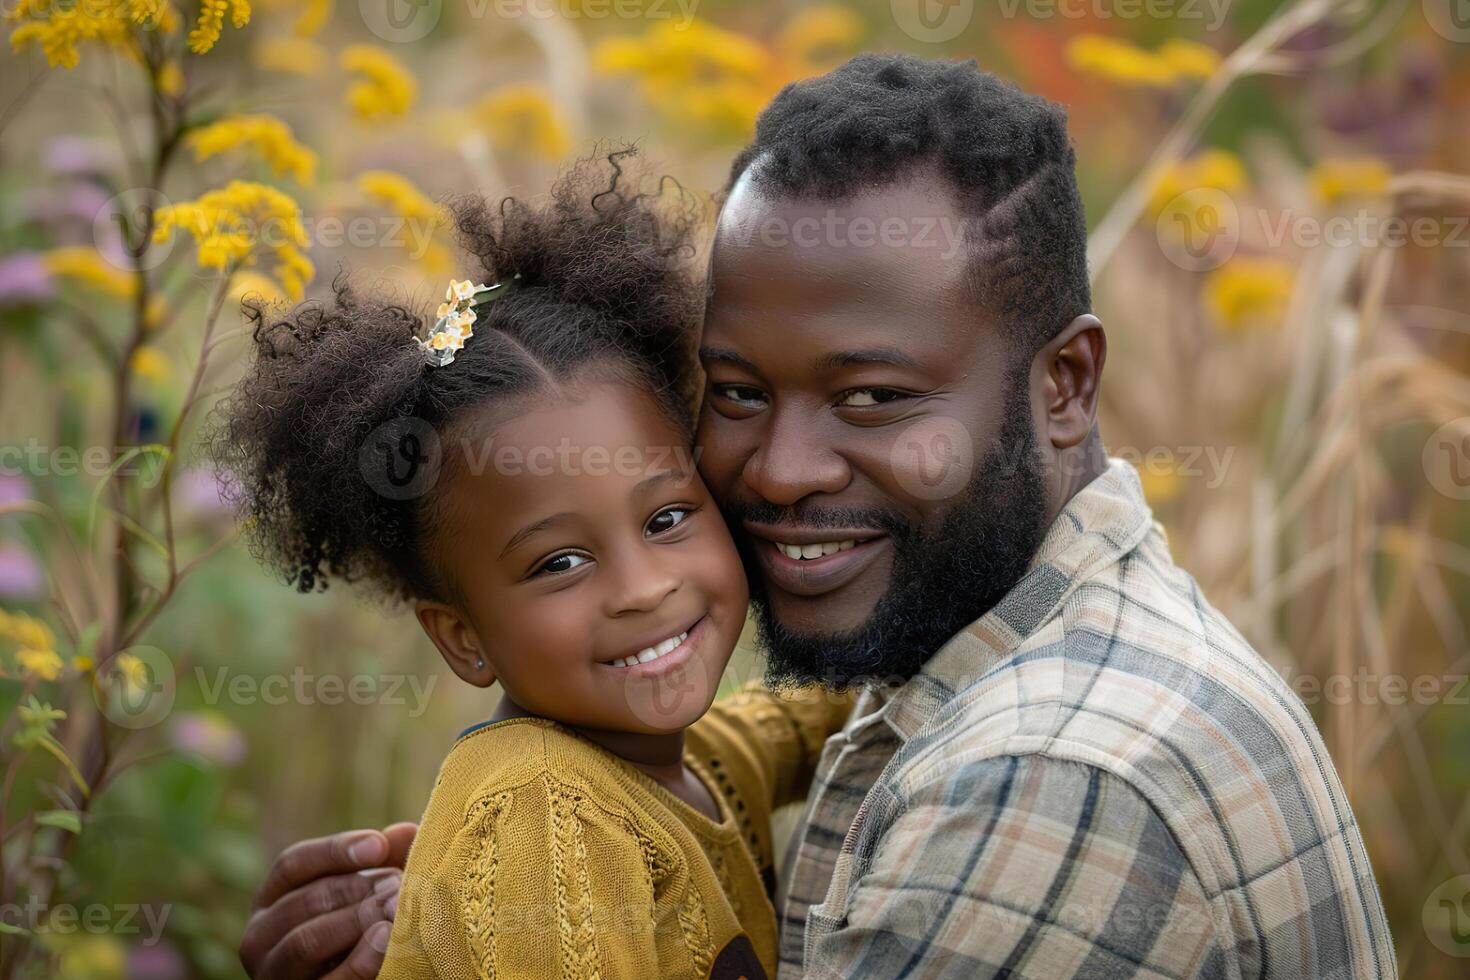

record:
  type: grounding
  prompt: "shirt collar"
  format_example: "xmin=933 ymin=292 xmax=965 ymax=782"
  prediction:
xmin=870 ymin=457 xmax=1157 ymax=741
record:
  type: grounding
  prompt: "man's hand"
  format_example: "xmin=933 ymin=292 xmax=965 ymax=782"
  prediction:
xmin=240 ymin=823 xmax=418 ymax=979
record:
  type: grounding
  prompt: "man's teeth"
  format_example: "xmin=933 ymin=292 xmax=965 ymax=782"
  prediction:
xmin=775 ymin=540 xmax=857 ymax=561
xmin=608 ymin=630 xmax=689 ymax=668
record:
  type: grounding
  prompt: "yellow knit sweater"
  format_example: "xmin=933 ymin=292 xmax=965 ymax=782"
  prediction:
xmin=380 ymin=683 xmax=854 ymax=979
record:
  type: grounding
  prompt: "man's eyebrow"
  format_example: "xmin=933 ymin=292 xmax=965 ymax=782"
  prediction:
xmin=698 ymin=346 xmax=754 ymax=369
xmin=500 ymin=512 xmax=572 ymax=559
xmin=816 ymin=347 xmax=921 ymax=371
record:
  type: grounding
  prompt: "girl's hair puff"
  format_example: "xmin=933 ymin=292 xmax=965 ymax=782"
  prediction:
xmin=210 ymin=146 xmax=707 ymax=604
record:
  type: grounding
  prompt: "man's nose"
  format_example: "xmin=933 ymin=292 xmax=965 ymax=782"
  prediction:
xmin=742 ymin=407 xmax=850 ymax=507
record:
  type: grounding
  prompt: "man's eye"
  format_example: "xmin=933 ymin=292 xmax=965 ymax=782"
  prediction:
xmin=838 ymin=388 xmax=908 ymax=407
xmin=647 ymin=507 xmax=692 ymax=536
xmin=536 ymin=553 xmax=590 ymax=576
xmin=712 ymin=383 xmax=766 ymax=406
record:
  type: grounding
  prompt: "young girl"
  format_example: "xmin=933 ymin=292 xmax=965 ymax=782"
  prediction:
xmin=215 ymin=151 xmax=851 ymax=979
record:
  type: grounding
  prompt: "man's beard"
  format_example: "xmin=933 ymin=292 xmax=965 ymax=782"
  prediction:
xmin=724 ymin=385 xmax=1050 ymax=692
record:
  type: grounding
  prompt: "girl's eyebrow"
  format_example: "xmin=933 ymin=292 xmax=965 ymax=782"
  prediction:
xmin=633 ymin=470 xmax=685 ymax=494
xmin=500 ymin=472 xmax=689 ymax=559
xmin=500 ymin=512 xmax=572 ymax=559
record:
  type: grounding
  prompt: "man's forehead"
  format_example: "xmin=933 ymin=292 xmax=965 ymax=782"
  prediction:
xmin=715 ymin=168 xmax=964 ymax=241
xmin=706 ymin=170 xmax=978 ymax=330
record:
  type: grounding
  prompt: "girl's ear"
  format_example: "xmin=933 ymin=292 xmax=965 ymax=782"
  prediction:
xmin=415 ymin=600 xmax=496 ymax=688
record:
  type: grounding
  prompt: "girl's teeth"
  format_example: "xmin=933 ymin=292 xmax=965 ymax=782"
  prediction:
xmin=611 ymin=630 xmax=690 ymax=668
xmin=776 ymin=540 xmax=857 ymax=560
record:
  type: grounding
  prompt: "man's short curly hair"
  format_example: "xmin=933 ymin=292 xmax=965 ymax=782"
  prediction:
xmin=210 ymin=147 xmax=705 ymax=604
xmin=727 ymin=53 xmax=1091 ymax=360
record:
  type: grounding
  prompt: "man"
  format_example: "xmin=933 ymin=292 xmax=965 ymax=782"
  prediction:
xmin=240 ymin=54 xmax=1393 ymax=978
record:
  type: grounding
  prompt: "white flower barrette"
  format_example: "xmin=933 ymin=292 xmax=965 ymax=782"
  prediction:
xmin=416 ymin=274 xmax=520 ymax=367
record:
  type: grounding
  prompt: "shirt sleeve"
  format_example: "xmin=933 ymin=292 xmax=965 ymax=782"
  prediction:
xmin=803 ymin=755 xmax=1225 ymax=979
xmin=380 ymin=774 xmax=691 ymax=980
xmin=691 ymin=680 xmax=858 ymax=813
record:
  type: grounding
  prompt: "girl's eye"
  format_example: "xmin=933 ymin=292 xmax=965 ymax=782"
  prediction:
xmin=647 ymin=507 xmax=692 ymax=536
xmin=838 ymin=388 xmax=908 ymax=408
xmin=536 ymin=553 xmax=590 ymax=576
xmin=711 ymin=383 xmax=766 ymax=407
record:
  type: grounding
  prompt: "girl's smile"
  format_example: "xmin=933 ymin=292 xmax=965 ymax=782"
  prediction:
xmin=597 ymin=612 xmax=707 ymax=671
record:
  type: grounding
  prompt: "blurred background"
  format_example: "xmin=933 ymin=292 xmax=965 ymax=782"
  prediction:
xmin=1 ymin=0 xmax=1469 ymax=975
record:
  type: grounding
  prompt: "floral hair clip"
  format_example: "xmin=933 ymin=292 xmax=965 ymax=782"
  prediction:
xmin=416 ymin=274 xmax=520 ymax=367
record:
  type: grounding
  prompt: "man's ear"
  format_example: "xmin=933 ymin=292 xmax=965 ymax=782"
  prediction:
xmin=1038 ymin=313 xmax=1106 ymax=450
xmin=415 ymin=601 xmax=496 ymax=688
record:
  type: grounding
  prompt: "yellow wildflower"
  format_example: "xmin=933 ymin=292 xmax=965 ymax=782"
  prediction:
xmin=187 ymin=0 xmax=250 ymax=55
xmin=680 ymin=79 xmax=769 ymax=135
xmin=41 ymin=247 xmax=136 ymax=298
xmin=1204 ymin=257 xmax=1293 ymax=332
xmin=596 ymin=20 xmax=770 ymax=88
xmin=357 ymin=171 xmax=453 ymax=276
xmin=358 ymin=170 xmax=440 ymax=223
xmin=17 ymin=648 xmax=64 ymax=682
xmin=1067 ymin=35 xmax=1220 ymax=89
xmin=229 ymin=269 xmax=288 ymax=305
xmin=143 ymin=293 xmax=168 ymax=330
xmin=1134 ymin=456 xmax=1183 ymax=505
xmin=73 ymin=655 xmax=96 ymax=673
xmin=152 ymin=180 xmax=315 ymax=301
xmin=1309 ymin=157 xmax=1391 ymax=205
xmin=251 ymin=36 xmax=326 ymax=75
xmin=292 ymin=0 xmax=331 ymax=37
xmin=130 ymin=347 xmax=171 ymax=382
xmin=475 ymin=85 xmax=570 ymax=161
xmin=157 ymin=59 xmax=185 ymax=95
xmin=113 ymin=652 xmax=149 ymax=691
xmin=1066 ymin=35 xmax=1175 ymax=87
xmin=418 ymin=240 xmax=452 ymax=278
xmin=1149 ymin=149 xmax=1248 ymax=217
xmin=340 ymin=45 xmax=416 ymax=120
xmin=55 ymin=934 xmax=127 ymax=979
xmin=775 ymin=5 xmax=863 ymax=75
xmin=596 ymin=19 xmax=774 ymax=136
xmin=1 ymin=611 xmax=55 ymax=651
xmin=188 ymin=114 xmax=318 ymax=185
xmin=1156 ymin=39 xmax=1221 ymax=81
xmin=7 ymin=0 xmax=138 ymax=70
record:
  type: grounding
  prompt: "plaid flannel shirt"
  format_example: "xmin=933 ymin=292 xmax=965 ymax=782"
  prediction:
xmin=775 ymin=458 xmax=1395 ymax=979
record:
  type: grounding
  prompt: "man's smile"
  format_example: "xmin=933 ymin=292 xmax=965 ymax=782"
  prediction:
xmin=742 ymin=521 xmax=892 ymax=598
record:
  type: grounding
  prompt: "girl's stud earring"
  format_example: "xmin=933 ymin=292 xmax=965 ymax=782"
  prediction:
xmin=475 ymin=658 xmax=484 ymax=670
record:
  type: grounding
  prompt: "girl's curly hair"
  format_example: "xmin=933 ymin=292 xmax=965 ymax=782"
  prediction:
xmin=209 ymin=147 xmax=707 ymax=604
